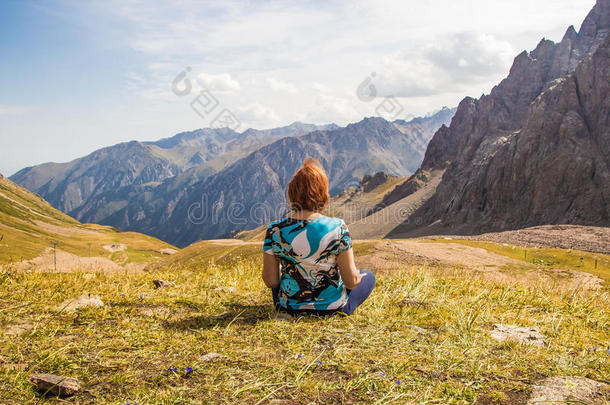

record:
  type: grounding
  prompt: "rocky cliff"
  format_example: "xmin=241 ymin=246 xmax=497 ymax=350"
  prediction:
xmin=389 ymin=0 xmax=610 ymax=237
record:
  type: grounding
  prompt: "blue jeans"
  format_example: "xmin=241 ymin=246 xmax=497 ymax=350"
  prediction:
xmin=272 ymin=270 xmax=376 ymax=316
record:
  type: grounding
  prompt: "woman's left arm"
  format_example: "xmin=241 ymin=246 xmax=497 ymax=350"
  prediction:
xmin=262 ymin=253 xmax=280 ymax=288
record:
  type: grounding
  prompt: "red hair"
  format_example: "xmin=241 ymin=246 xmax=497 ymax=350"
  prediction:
xmin=287 ymin=158 xmax=330 ymax=212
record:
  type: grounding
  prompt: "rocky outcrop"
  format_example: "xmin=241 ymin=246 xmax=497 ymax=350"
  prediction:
xmin=389 ymin=0 xmax=610 ymax=237
xmin=361 ymin=172 xmax=391 ymax=193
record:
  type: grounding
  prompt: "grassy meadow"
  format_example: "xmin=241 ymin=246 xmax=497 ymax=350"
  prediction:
xmin=0 ymin=241 xmax=608 ymax=403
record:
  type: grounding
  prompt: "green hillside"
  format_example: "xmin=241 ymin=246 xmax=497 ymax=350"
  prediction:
xmin=0 ymin=175 xmax=175 ymax=265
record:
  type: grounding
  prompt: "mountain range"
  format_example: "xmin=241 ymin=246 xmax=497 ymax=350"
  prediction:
xmin=10 ymin=122 xmax=337 ymax=218
xmin=8 ymin=0 xmax=608 ymax=248
xmin=11 ymin=109 xmax=455 ymax=246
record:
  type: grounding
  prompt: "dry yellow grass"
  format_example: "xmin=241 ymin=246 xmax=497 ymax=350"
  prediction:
xmin=0 ymin=240 xmax=608 ymax=403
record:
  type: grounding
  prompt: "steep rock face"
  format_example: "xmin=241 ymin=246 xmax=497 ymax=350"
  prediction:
xmin=389 ymin=0 xmax=610 ymax=236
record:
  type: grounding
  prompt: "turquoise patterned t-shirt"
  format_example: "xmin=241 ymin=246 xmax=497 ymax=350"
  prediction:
xmin=263 ymin=216 xmax=352 ymax=311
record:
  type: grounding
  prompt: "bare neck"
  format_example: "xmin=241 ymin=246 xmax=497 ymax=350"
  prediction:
xmin=288 ymin=210 xmax=324 ymax=220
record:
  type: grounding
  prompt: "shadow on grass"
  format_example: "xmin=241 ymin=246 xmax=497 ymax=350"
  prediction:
xmin=164 ymin=302 xmax=273 ymax=330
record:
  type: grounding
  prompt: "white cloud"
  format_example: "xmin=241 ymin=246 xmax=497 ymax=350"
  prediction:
xmin=372 ymin=32 xmax=515 ymax=98
xmin=2 ymin=0 xmax=598 ymax=175
xmin=235 ymin=103 xmax=281 ymax=128
xmin=304 ymin=94 xmax=364 ymax=125
xmin=266 ymin=77 xmax=297 ymax=93
xmin=196 ymin=72 xmax=241 ymax=92
xmin=92 ymin=0 xmax=591 ymax=122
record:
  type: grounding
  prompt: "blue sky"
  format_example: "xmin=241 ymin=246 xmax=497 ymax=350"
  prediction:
xmin=0 ymin=0 xmax=595 ymax=176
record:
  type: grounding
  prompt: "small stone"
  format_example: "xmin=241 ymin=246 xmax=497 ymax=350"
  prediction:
xmin=30 ymin=373 xmax=80 ymax=397
xmin=152 ymin=279 xmax=176 ymax=288
xmin=405 ymin=325 xmax=430 ymax=334
xmin=157 ymin=248 xmax=178 ymax=255
xmin=527 ymin=376 xmax=609 ymax=404
xmin=399 ymin=298 xmax=431 ymax=309
xmin=58 ymin=294 xmax=104 ymax=311
xmin=4 ymin=321 xmax=34 ymax=336
xmin=212 ymin=311 xmax=232 ymax=320
xmin=199 ymin=353 xmax=224 ymax=362
xmin=490 ymin=324 xmax=545 ymax=346
xmin=274 ymin=312 xmax=294 ymax=322
xmin=214 ymin=286 xmax=237 ymax=294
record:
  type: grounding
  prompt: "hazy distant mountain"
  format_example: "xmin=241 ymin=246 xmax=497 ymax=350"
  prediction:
xmin=10 ymin=122 xmax=336 ymax=223
xmin=387 ymin=0 xmax=610 ymax=237
xmin=107 ymin=110 xmax=454 ymax=246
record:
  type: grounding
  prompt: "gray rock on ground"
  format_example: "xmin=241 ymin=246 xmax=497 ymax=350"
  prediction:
xmin=30 ymin=374 xmax=80 ymax=397
xmin=58 ymin=294 xmax=104 ymax=311
xmin=405 ymin=325 xmax=430 ymax=335
xmin=199 ymin=353 xmax=224 ymax=362
xmin=527 ymin=376 xmax=609 ymax=404
xmin=490 ymin=324 xmax=546 ymax=346
xmin=153 ymin=279 xmax=176 ymax=288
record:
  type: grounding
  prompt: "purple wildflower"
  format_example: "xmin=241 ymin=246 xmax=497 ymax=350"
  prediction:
xmin=168 ymin=366 xmax=178 ymax=372
xmin=297 ymin=354 xmax=302 ymax=359
xmin=120 ymin=294 xmax=125 ymax=297
xmin=379 ymin=372 xmax=386 ymax=377
xmin=317 ymin=360 xmax=322 ymax=366
xmin=396 ymin=379 xmax=401 ymax=385
xmin=432 ymin=372 xmax=438 ymax=378
xmin=186 ymin=366 xmax=193 ymax=374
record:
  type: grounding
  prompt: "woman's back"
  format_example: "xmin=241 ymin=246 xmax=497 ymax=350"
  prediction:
xmin=263 ymin=215 xmax=351 ymax=311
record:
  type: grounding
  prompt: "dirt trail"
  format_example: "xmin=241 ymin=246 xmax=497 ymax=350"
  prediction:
xmin=14 ymin=248 xmax=143 ymax=273
xmin=355 ymin=239 xmax=604 ymax=290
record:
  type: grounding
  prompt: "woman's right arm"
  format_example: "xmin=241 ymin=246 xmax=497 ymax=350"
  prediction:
xmin=337 ymin=248 xmax=363 ymax=290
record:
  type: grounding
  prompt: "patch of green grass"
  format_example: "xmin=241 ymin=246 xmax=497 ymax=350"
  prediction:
xmin=427 ymin=239 xmax=610 ymax=281
xmin=352 ymin=241 xmax=377 ymax=257
xmin=1 ymin=246 xmax=608 ymax=403
xmin=0 ymin=178 xmax=175 ymax=264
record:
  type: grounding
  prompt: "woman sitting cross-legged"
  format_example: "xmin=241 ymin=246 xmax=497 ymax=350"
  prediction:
xmin=262 ymin=158 xmax=375 ymax=317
